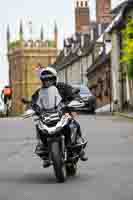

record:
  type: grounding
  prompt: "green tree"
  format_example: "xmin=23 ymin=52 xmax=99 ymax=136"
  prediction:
xmin=122 ymin=19 xmax=133 ymax=80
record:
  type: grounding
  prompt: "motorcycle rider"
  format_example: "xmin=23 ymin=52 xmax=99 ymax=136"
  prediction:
xmin=1 ymin=85 xmax=12 ymax=104
xmin=1 ymin=85 xmax=12 ymax=115
xmin=31 ymin=66 xmax=88 ymax=166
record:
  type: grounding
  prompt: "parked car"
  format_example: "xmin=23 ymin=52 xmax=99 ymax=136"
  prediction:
xmin=72 ymin=84 xmax=96 ymax=114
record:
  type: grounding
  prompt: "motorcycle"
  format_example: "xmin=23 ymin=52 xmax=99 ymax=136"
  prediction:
xmin=22 ymin=99 xmax=88 ymax=183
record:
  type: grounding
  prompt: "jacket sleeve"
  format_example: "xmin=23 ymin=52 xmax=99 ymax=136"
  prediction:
xmin=31 ymin=89 xmax=40 ymax=105
xmin=57 ymin=82 xmax=80 ymax=103
xmin=56 ymin=82 xmax=73 ymax=103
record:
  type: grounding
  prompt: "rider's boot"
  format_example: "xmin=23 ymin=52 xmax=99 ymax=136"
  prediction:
xmin=72 ymin=122 xmax=88 ymax=162
xmin=76 ymin=137 xmax=88 ymax=161
xmin=79 ymin=150 xmax=88 ymax=161
xmin=35 ymin=141 xmax=45 ymax=154
xmin=42 ymin=160 xmax=51 ymax=168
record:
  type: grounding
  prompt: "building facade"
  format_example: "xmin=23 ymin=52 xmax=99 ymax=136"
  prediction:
xmin=54 ymin=0 xmax=113 ymax=108
xmin=54 ymin=33 xmax=93 ymax=85
xmin=109 ymin=0 xmax=133 ymax=111
xmin=87 ymin=52 xmax=111 ymax=108
xmin=54 ymin=31 xmax=112 ymax=108
xmin=7 ymin=22 xmax=58 ymax=114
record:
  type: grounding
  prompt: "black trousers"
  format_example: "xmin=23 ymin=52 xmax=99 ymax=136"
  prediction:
xmin=3 ymin=96 xmax=12 ymax=104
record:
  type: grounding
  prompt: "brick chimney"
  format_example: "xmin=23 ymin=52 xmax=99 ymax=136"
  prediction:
xmin=96 ymin=0 xmax=112 ymax=24
xmin=75 ymin=0 xmax=90 ymax=33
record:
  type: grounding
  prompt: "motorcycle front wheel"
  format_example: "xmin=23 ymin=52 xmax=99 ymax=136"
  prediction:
xmin=51 ymin=141 xmax=66 ymax=183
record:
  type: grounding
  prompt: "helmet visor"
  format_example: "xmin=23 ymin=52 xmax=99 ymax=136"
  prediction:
xmin=40 ymin=74 xmax=55 ymax=81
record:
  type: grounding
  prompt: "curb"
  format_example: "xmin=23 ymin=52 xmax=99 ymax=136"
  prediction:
xmin=96 ymin=112 xmax=113 ymax=116
xmin=113 ymin=112 xmax=133 ymax=120
xmin=0 ymin=117 xmax=22 ymax=120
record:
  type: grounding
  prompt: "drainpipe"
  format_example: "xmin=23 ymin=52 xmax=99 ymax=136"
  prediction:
xmin=109 ymin=62 xmax=112 ymax=113
xmin=126 ymin=73 xmax=130 ymax=111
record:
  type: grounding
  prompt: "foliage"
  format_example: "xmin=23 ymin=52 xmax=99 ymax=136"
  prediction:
xmin=9 ymin=40 xmax=22 ymax=49
xmin=47 ymin=40 xmax=56 ymax=48
xmin=122 ymin=19 xmax=133 ymax=80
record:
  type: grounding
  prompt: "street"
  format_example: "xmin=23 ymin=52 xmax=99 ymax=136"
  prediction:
xmin=0 ymin=115 xmax=133 ymax=200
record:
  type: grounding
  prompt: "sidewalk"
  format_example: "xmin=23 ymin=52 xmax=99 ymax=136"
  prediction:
xmin=95 ymin=104 xmax=113 ymax=116
xmin=114 ymin=112 xmax=133 ymax=120
xmin=96 ymin=104 xmax=133 ymax=119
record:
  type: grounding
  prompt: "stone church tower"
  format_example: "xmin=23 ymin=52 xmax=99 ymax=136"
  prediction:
xmin=96 ymin=0 xmax=112 ymax=24
xmin=75 ymin=0 xmax=90 ymax=33
xmin=7 ymin=21 xmax=59 ymax=114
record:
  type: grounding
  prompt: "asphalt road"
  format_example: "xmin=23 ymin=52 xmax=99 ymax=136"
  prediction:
xmin=0 ymin=115 xmax=133 ymax=200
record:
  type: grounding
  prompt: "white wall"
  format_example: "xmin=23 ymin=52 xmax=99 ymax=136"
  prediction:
xmin=57 ymin=54 xmax=93 ymax=85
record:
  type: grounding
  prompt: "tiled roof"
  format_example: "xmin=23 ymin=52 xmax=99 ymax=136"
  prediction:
xmin=111 ymin=0 xmax=133 ymax=14
xmin=53 ymin=34 xmax=95 ymax=71
xmin=108 ymin=0 xmax=133 ymax=32
xmin=52 ymin=23 xmax=110 ymax=72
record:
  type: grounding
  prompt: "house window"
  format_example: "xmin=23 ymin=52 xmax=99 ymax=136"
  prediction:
xmin=81 ymin=1 xmax=83 ymax=7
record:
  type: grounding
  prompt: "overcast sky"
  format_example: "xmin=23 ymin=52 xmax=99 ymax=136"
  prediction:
xmin=0 ymin=0 xmax=125 ymax=89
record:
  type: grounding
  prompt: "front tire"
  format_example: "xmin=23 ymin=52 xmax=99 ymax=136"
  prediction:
xmin=51 ymin=142 xmax=66 ymax=183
